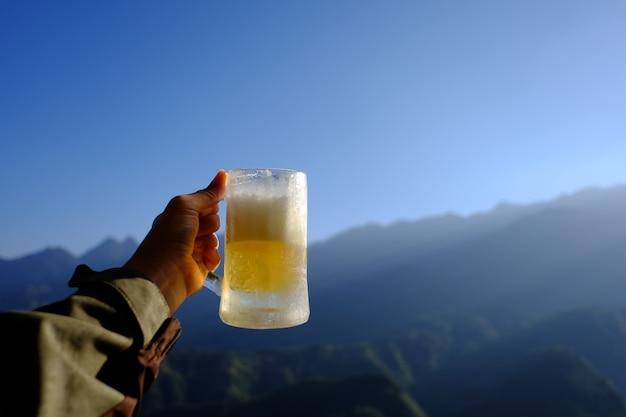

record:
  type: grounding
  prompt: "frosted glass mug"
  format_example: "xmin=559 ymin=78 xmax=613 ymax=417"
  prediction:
xmin=205 ymin=168 xmax=309 ymax=329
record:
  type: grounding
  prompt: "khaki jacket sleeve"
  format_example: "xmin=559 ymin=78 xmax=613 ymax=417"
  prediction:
xmin=0 ymin=265 xmax=182 ymax=417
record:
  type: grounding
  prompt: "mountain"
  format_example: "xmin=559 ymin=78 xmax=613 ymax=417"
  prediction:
xmin=4 ymin=184 xmax=626 ymax=416
xmin=415 ymin=306 xmax=626 ymax=415
xmin=0 ymin=237 xmax=138 ymax=310
xmin=3 ymin=184 xmax=626 ymax=350
xmin=176 ymin=184 xmax=626 ymax=350
xmin=140 ymin=306 xmax=626 ymax=417
xmin=78 ymin=236 xmax=138 ymax=270
xmin=145 ymin=373 xmax=427 ymax=417
xmin=140 ymin=313 xmax=483 ymax=415
xmin=442 ymin=347 xmax=626 ymax=417
xmin=226 ymin=374 xmax=426 ymax=417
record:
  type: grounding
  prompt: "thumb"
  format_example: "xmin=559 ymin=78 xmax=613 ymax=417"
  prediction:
xmin=191 ymin=170 xmax=228 ymax=211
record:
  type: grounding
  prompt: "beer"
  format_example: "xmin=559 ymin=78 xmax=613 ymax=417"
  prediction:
xmin=225 ymin=240 xmax=306 ymax=293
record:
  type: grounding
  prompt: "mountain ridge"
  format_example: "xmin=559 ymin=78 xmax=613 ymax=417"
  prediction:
xmin=4 ymin=182 xmax=626 ymax=262
xmin=3 ymin=183 xmax=626 ymax=349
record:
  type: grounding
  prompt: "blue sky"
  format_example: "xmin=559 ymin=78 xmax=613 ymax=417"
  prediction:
xmin=2 ymin=0 xmax=626 ymax=259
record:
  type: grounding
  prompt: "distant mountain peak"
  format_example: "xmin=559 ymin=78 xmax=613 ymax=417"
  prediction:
xmin=77 ymin=237 xmax=138 ymax=270
xmin=492 ymin=201 xmax=522 ymax=212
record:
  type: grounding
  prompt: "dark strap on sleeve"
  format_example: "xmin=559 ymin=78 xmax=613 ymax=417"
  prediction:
xmin=100 ymin=317 xmax=182 ymax=417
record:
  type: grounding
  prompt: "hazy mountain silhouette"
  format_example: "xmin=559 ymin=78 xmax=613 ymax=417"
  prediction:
xmin=175 ymin=184 xmax=626 ymax=350
xmin=78 ymin=236 xmax=138 ymax=270
xmin=3 ymin=184 xmax=626 ymax=349
xmin=0 ymin=237 xmax=138 ymax=310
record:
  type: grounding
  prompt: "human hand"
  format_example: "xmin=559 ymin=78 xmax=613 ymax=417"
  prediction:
xmin=124 ymin=170 xmax=227 ymax=313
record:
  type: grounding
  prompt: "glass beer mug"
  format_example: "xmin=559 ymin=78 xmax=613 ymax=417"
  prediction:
xmin=205 ymin=168 xmax=309 ymax=329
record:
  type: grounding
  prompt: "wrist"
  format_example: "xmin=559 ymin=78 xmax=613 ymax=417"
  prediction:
xmin=123 ymin=257 xmax=188 ymax=314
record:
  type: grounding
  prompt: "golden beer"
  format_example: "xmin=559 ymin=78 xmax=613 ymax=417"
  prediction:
xmin=225 ymin=240 xmax=306 ymax=293
xmin=220 ymin=169 xmax=308 ymax=329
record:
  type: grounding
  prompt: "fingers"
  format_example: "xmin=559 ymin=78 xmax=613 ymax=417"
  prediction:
xmin=197 ymin=212 xmax=220 ymax=236
xmin=193 ymin=233 xmax=221 ymax=272
xmin=203 ymin=246 xmax=222 ymax=270
xmin=194 ymin=233 xmax=219 ymax=252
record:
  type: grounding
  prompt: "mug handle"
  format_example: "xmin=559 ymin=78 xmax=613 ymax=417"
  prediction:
xmin=204 ymin=271 xmax=223 ymax=296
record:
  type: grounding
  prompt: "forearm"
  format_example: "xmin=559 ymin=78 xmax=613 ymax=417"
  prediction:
xmin=0 ymin=265 xmax=179 ymax=417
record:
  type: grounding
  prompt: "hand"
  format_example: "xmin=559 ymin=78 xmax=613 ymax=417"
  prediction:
xmin=124 ymin=170 xmax=227 ymax=313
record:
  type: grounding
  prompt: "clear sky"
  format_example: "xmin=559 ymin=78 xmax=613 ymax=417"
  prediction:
xmin=2 ymin=0 xmax=626 ymax=259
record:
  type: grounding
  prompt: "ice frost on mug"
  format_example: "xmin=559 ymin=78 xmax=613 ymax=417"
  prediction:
xmin=219 ymin=168 xmax=309 ymax=329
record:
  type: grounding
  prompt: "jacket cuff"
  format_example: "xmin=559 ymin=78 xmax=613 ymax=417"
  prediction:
xmin=106 ymin=278 xmax=171 ymax=346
